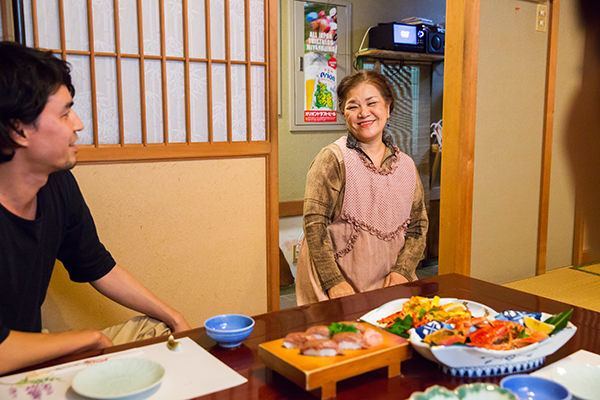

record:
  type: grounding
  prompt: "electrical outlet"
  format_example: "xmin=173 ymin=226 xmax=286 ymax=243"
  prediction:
xmin=536 ymin=4 xmax=548 ymax=32
xmin=292 ymin=244 xmax=300 ymax=264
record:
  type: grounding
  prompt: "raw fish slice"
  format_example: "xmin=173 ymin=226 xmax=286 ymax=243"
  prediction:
xmin=301 ymin=339 xmax=339 ymax=357
xmin=282 ymin=332 xmax=309 ymax=349
xmin=332 ymin=332 xmax=363 ymax=350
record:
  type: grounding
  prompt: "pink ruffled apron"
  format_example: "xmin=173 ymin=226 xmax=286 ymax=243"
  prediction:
xmin=297 ymin=136 xmax=416 ymax=305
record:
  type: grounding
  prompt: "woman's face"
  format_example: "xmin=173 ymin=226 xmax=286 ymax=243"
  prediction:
xmin=342 ymin=82 xmax=390 ymax=144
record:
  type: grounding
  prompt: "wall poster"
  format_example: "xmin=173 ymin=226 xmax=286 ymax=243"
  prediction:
xmin=291 ymin=0 xmax=350 ymax=131
xmin=303 ymin=3 xmax=338 ymax=123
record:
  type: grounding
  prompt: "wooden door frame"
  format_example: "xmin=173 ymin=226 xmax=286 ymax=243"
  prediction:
xmin=438 ymin=0 xmax=480 ymax=276
xmin=267 ymin=0 xmax=280 ymax=310
xmin=439 ymin=0 xmax=560 ymax=276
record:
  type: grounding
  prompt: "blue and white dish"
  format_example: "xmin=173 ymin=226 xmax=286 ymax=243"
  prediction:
xmin=415 ymin=321 xmax=455 ymax=339
xmin=71 ymin=358 xmax=165 ymax=399
xmin=500 ymin=374 xmax=571 ymax=400
xmin=410 ymin=312 xmax=577 ymax=377
xmin=204 ymin=314 xmax=255 ymax=348
xmin=409 ymin=383 xmax=517 ymax=400
xmin=496 ymin=310 xmax=542 ymax=325
xmin=361 ymin=299 xmax=577 ymax=378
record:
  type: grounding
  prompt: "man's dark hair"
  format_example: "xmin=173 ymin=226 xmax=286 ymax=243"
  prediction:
xmin=0 ymin=41 xmax=75 ymax=162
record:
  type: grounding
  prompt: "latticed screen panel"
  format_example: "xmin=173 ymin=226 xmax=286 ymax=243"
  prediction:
xmin=21 ymin=0 xmax=268 ymax=153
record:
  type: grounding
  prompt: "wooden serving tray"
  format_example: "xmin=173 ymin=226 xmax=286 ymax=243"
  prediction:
xmin=258 ymin=324 xmax=411 ymax=399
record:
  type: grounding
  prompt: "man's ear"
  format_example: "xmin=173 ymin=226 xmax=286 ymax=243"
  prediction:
xmin=8 ymin=120 xmax=30 ymax=147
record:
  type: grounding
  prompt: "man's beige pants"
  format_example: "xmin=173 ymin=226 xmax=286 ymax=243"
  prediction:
xmin=101 ymin=316 xmax=171 ymax=345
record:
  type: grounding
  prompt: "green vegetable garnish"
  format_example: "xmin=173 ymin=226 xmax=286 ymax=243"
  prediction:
xmin=328 ymin=322 xmax=358 ymax=336
xmin=418 ymin=308 xmax=427 ymax=319
xmin=517 ymin=330 xmax=529 ymax=339
xmin=385 ymin=315 xmax=413 ymax=338
xmin=543 ymin=309 xmax=573 ymax=334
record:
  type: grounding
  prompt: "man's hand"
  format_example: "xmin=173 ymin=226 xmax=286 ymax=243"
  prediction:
xmin=327 ymin=281 xmax=356 ymax=299
xmin=92 ymin=265 xmax=191 ymax=334
xmin=383 ymin=272 xmax=409 ymax=287
xmin=0 ymin=330 xmax=113 ymax=375
xmin=92 ymin=331 xmax=114 ymax=349
xmin=169 ymin=313 xmax=192 ymax=333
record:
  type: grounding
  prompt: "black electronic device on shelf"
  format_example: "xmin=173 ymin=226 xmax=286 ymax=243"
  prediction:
xmin=425 ymin=25 xmax=445 ymax=55
xmin=368 ymin=22 xmax=444 ymax=55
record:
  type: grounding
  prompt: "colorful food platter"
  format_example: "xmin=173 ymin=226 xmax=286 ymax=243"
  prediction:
xmin=360 ymin=297 xmax=497 ymax=328
xmin=360 ymin=297 xmax=578 ymax=377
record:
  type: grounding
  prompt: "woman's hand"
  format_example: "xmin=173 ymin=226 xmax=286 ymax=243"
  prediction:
xmin=383 ymin=272 xmax=409 ymax=287
xmin=327 ymin=281 xmax=356 ymax=299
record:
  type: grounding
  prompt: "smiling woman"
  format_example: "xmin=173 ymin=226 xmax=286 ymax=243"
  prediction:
xmin=296 ymin=70 xmax=429 ymax=305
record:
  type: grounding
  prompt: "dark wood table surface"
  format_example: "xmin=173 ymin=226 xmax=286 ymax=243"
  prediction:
xmin=21 ymin=273 xmax=600 ymax=399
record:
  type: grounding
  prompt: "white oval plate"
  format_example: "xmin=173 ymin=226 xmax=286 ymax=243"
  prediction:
xmin=72 ymin=358 xmax=165 ymax=399
xmin=532 ymin=350 xmax=600 ymax=400
xmin=359 ymin=297 xmax=497 ymax=328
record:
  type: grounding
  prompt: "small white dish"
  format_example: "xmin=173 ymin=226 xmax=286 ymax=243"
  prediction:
xmin=409 ymin=383 xmax=517 ymax=400
xmin=532 ymin=350 xmax=600 ymax=400
xmin=71 ymin=358 xmax=165 ymax=399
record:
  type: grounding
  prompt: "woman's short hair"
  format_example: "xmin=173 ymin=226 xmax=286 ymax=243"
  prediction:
xmin=337 ymin=70 xmax=394 ymax=113
xmin=0 ymin=41 xmax=75 ymax=162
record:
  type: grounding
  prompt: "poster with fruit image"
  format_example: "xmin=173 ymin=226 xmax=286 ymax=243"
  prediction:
xmin=303 ymin=3 xmax=338 ymax=123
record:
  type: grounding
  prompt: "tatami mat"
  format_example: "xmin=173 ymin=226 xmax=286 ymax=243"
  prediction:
xmin=504 ymin=265 xmax=600 ymax=312
xmin=573 ymin=263 xmax=600 ymax=276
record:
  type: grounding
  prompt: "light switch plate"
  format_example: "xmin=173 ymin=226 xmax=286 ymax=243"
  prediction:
xmin=536 ymin=4 xmax=548 ymax=32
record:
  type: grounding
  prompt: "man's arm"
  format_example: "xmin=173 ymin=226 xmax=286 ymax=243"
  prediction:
xmin=91 ymin=265 xmax=191 ymax=332
xmin=0 ymin=330 xmax=111 ymax=375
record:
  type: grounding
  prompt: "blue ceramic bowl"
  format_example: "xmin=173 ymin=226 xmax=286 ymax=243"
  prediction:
xmin=204 ymin=314 xmax=255 ymax=348
xmin=501 ymin=375 xmax=571 ymax=400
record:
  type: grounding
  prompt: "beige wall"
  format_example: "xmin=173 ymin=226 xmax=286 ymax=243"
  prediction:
xmin=471 ymin=0 xmax=582 ymax=283
xmin=42 ymin=158 xmax=267 ymax=331
xmin=279 ymin=0 xmax=446 ymax=201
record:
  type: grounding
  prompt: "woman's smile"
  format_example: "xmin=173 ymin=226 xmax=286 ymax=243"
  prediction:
xmin=343 ymin=82 xmax=390 ymax=144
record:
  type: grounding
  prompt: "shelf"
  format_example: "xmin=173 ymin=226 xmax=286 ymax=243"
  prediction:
xmin=356 ymin=49 xmax=444 ymax=63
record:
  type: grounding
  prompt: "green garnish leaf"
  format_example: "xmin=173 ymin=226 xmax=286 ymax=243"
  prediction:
xmin=418 ymin=308 xmax=427 ymax=319
xmin=518 ymin=330 xmax=529 ymax=339
xmin=543 ymin=309 xmax=573 ymax=334
xmin=385 ymin=315 xmax=413 ymax=338
xmin=328 ymin=322 xmax=358 ymax=336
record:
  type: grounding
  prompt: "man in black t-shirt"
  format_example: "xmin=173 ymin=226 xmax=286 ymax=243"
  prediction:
xmin=0 ymin=41 xmax=190 ymax=375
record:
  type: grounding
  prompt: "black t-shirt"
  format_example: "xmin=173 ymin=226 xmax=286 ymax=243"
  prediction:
xmin=0 ymin=170 xmax=116 ymax=343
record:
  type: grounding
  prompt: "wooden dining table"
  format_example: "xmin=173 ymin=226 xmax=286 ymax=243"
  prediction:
xmin=21 ymin=273 xmax=600 ymax=399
